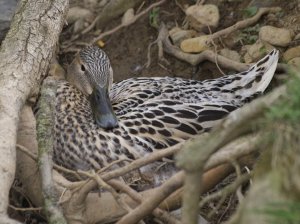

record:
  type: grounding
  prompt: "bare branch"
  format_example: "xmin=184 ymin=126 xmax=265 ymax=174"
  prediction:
xmin=210 ymin=7 xmax=282 ymax=40
xmin=178 ymin=85 xmax=286 ymax=224
xmin=109 ymin=180 xmax=181 ymax=224
xmin=0 ymin=0 xmax=68 ymax=222
xmin=93 ymin=0 xmax=166 ymax=43
xmin=116 ymin=133 xmax=262 ymax=224
xmin=37 ymin=78 xmax=67 ymax=223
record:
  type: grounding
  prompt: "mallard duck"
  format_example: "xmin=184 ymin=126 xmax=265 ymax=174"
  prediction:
xmin=54 ymin=46 xmax=278 ymax=188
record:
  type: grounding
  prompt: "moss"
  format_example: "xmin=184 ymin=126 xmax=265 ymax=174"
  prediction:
xmin=266 ymin=73 xmax=300 ymax=124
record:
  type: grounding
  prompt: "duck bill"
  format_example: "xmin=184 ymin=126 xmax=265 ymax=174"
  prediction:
xmin=89 ymin=86 xmax=118 ymax=129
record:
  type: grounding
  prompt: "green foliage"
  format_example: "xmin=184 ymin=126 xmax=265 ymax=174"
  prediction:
xmin=259 ymin=45 xmax=267 ymax=54
xmin=243 ymin=6 xmax=258 ymax=18
xmin=255 ymin=202 xmax=300 ymax=224
xmin=239 ymin=24 xmax=260 ymax=44
xmin=149 ymin=7 xmax=160 ymax=29
xmin=267 ymin=72 xmax=300 ymax=124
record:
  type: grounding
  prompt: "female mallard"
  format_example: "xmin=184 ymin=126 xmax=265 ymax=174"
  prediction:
xmin=54 ymin=46 xmax=278 ymax=188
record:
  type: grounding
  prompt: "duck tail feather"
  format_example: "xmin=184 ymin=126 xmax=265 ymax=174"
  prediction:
xmin=225 ymin=49 xmax=279 ymax=100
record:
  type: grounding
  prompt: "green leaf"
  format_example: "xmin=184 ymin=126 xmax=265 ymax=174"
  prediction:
xmin=149 ymin=7 xmax=160 ymax=29
xmin=243 ymin=6 xmax=258 ymax=18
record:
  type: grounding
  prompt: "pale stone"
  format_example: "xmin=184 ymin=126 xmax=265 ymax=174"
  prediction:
xmin=283 ymin=46 xmax=300 ymax=62
xmin=169 ymin=27 xmax=197 ymax=46
xmin=294 ymin=33 xmax=300 ymax=40
xmin=180 ymin=35 xmax=212 ymax=53
xmin=186 ymin=4 xmax=219 ymax=31
xmin=73 ymin=19 xmax=86 ymax=33
xmin=122 ymin=8 xmax=135 ymax=26
xmin=67 ymin=7 xmax=93 ymax=24
xmin=288 ymin=57 xmax=300 ymax=70
xmin=259 ymin=26 xmax=293 ymax=47
xmin=220 ymin=48 xmax=241 ymax=62
xmin=244 ymin=40 xmax=274 ymax=63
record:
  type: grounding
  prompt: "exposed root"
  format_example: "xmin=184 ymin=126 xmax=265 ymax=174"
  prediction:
xmin=93 ymin=0 xmax=166 ymax=43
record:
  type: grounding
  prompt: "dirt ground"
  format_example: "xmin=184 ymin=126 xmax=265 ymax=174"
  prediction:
xmin=8 ymin=0 xmax=300 ymax=223
xmin=61 ymin=0 xmax=300 ymax=83
xmin=59 ymin=1 xmax=300 ymax=223
xmin=60 ymin=1 xmax=300 ymax=223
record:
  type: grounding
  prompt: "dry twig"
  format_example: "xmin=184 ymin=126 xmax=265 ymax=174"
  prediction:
xmin=116 ymin=132 xmax=264 ymax=224
xmin=37 ymin=78 xmax=67 ymax=224
xmin=178 ymin=85 xmax=286 ymax=224
xmin=159 ymin=24 xmax=249 ymax=71
xmin=160 ymin=7 xmax=282 ymax=72
xmin=93 ymin=0 xmax=166 ymax=43
xmin=203 ymin=172 xmax=252 ymax=218
xmin=209 ymin=7 xmax=281 ymax=41
xmin=76 ymin=142 xmax=184 ymax=198
xmin=109 ymin=180 xmax=181 ymax=224
xmin=9 ymin=205 xmax=42 ymax=212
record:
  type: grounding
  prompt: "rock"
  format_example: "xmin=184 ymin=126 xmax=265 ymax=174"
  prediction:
xmin=186 ymin=4 xmax=219 ymax=31
xmin=283 ymin=46 xmax=300 ymax=62
xmin=67 ymin=7 xmax=94 ymax=24
xmin=169 ymin=27 xmax=197 ymax=46
xmin=180 ymin=35 xmax=212 ymax=53
xmin=294 ymin=33 xmax=300 ymax=40
xmin=259 ymin=26 xmax=293 ymax=47
xmin=287 ymin=57 xmax=300 ymax=70
xmin=220 ymin=48 xmax=241 ymax=62
xmin=243 ymin=40 xmax=274 ymax=63
xmin=121 ymin=8 xmax=135 ymax=26
xmin=73 ymin=19 xmax=86 ymax=33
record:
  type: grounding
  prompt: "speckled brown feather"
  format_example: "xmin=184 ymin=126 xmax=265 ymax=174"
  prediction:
xmin=54 ymin=48 xmax=278 ymax=189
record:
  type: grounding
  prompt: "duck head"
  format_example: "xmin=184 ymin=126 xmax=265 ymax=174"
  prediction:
xmin=67 ymin=46 xmax=118 ymax=129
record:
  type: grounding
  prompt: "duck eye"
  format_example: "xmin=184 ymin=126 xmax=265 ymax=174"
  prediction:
xmin=81 ymin=65 xmax=86 ymax=72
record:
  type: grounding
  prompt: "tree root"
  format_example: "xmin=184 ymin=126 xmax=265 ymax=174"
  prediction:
xmin=157 ymin=7 xmax=282 ymax=73
xmin=37 ymin=77 xmax=67 ymax=223
xmin=177 ymin=84 xmax=286 ymax=224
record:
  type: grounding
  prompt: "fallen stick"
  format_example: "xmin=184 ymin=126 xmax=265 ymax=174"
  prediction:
xmin=93 ymin=0 xmax=166 ymax=43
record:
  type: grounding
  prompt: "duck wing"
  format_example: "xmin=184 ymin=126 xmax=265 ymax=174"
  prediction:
xmin=110 ymin=49 xmax=278 ymax=114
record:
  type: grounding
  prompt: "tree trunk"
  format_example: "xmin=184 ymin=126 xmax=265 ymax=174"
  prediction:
xmin=0 ymin=0 xmax=68 ymax=222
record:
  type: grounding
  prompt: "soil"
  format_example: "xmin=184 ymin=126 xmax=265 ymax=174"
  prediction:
xmin=7 ymin=0 xmax=300 ymax=223
xmin=59 ymin=1 xmax=300 ymax=223
xmin=61 ymin=0 xmax=300 ymax=83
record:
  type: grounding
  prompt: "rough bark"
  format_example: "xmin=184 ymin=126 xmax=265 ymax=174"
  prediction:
xmin=16 ymin=105 xmax=43 ymax=207
xmin=0 ymin=0 xmax=68 ymax=222
xmin=37 ymin=78 xmax=67 ymax=223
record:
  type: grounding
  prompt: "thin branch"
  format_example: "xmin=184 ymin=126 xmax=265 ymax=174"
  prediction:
xmin=202 ymin=173 xmax=252 ymax=217
xmin=9 ymin=205 xmax=42 ymax=212
xmin=115 ymin=133 xmax=263 ymax=224
xmin=16 ymin=144 xmax=37 ymax=161
xmin=93 ymin=0 xmax=166 ymax=43
xmin=178 ymin=85 xmax=286 ymax=224
xmin=37 ymin=77 xmax=67 ymax=224
xmin=78 ymin=170 xmax=132 ymax=213
xmin=109 ymin=180 xmax=181 ymax=224
xmin=160 ymin=7 xmax=282 ymax=71
xmin=116 ymin=172 xmax=184 ymax=224
xmin=210 ymin=7 xmax=281 ymax=40
xmin=159 ymin=24 xmax=249 ymax=71
xmin=76 ymin=142 xmax=184 ymax=201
